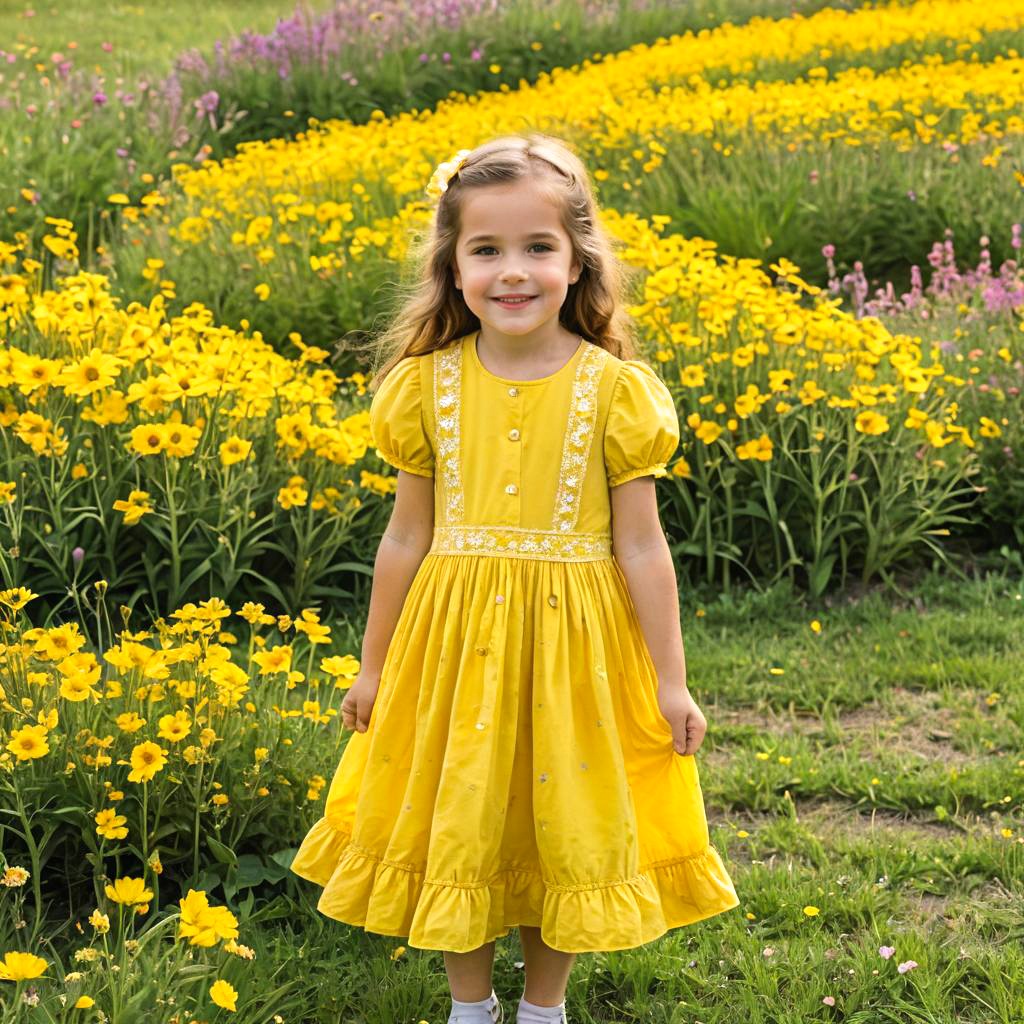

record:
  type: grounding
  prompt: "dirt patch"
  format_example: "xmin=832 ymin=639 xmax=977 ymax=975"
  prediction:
xmin=709 ymin=686 xmax=974 ymax=765
xmin=713 ymin=799 xmax=974 ymax=844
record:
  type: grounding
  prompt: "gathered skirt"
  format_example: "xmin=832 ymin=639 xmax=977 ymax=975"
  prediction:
xmin=289 ymin=552 xmax=739 ymax=953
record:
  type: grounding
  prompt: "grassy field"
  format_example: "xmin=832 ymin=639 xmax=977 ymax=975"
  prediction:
xmin=266 ymin=569 xmax=1023 ymax=1023
xmin=0 ymin=0 xmax=335 ymax=77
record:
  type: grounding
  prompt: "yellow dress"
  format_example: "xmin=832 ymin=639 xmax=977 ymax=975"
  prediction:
xmin=289 ymin=330 xmax=740 ymax=953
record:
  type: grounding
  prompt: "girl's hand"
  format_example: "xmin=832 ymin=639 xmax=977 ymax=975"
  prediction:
xmin=657 ymin=686 xmax=707 ymax=756
xmin=340 ymin=672 xmax=382 ymax=734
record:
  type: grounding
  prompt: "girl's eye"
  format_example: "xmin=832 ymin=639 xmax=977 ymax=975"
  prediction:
xmin=472 ymin=243 xmax=552 ymax=255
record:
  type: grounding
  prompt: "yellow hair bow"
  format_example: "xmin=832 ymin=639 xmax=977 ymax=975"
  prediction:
xmin=426 ymin=149 xmax=472 ymax=200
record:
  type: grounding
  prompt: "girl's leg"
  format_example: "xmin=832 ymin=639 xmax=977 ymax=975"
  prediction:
xmin=443 ymin=940 xmax=497 ymax=1002
xmin=518 ymin=925 xmax=576 ymax=1006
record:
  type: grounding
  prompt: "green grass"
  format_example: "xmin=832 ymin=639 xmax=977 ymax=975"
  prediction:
xmin=0 ymin=0 xmax=335 ymax=78
xmin=253 ymin=568 xmax=1024 ymax=1023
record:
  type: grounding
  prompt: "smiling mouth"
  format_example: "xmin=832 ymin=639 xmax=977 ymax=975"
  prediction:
xmin=492 ymin=296 xmax=537 ymax=306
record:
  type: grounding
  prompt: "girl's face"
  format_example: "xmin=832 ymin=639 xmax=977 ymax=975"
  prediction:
xmin=452 ymin=178 xmax=582 ymax=343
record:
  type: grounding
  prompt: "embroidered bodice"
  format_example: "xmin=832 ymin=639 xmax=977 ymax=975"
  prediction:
xmin=369 ymin=331 xmax=680 ymax=563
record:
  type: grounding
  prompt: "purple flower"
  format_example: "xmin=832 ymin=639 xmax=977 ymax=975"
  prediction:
xmin=92 ymin=91 xmax=107 ymax=107
xmin=419 ymin=52 xmax=429 ymax=63
xmin=897 ymin=960 xmax=918 ymax=974
xmin=196 ymin=89 xmax=219 ymax=114
xmin=72 ymin=547 xmax=85 ymax=566
xmin=879 ymin=945 xmax=895 ymax=959
xmin=471 ymin=47 xmax=482 ymax=60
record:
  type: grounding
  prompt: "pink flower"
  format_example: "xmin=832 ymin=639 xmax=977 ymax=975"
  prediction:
xmin=822 ymin=996 xmax=835 ymax=1006
xmin=879 ymin=945 xmax=895 ymax=959
xmin=897 ymin=960 xmax=918 ymax=974
xmin=822 ymin=244 xmax=835 ymax=260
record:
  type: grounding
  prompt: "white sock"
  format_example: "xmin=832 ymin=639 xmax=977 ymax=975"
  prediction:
xmin=517 ymin=995 xmax=566 ymax=1023
xmin=448 ymin=988 xmax=500 ymax=1023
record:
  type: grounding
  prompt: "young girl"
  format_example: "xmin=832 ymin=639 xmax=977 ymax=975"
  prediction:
xmin=289 ymin=133 xmax=740 ymax=1024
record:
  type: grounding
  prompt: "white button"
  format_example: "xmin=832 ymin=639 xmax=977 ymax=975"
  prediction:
xmin=508 ymin=429 xmax=520 ymax=441
xmin=495 ymin=594 xmax=505 ymax=604
xmin=508 ymin=386 xmax=519 ymax=397
xmin=505 ymin=483 xmax=518 ymax=495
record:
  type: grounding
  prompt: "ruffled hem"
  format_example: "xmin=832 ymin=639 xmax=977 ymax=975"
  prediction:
xmin=289 ymin=816 xmax=740 ymax=953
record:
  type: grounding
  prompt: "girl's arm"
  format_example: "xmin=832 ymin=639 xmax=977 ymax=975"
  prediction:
xmin=609 ymin=476 xmax=687 ymax=694
xmin=359 ymin=469 xmax=435 ymax=680
xmin=610 ymin=477 xmax=706 ymax=755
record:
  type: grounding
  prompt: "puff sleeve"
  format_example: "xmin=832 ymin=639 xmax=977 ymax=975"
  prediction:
xmin=604 ymin=360 xmax=680 ymax=487
xmin=369 ymin=356 xmax=435 ymax=478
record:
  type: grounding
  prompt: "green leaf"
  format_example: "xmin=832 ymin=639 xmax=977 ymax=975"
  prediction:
xmin=206 ymin=835 xmax=237 ymax=867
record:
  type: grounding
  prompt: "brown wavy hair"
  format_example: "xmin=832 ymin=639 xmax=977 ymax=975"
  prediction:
xmin=353 ymin=132 xmax=644 ymax=391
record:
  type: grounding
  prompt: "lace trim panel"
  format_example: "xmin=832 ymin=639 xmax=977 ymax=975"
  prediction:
xmin=552 ymin=344 xmax=607 ymax=532
xmin=434 ymin=342 xmax=464 ymax=525
xmin=430 ymin=525 xmax=612 ymax=562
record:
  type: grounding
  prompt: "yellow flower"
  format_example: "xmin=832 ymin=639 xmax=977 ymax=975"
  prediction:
xmin=113 ymin=489 xmax=153 ymax=525
xmin=854 ymin=410 xmax=889 ymax=435
xmin=220 ymin=436 xmax=252 ymax=467
xmin=130 ymin=423 xmax=167 ymax=456
xmin=104 ymin=876 xmax=153 ymax=906
xmin=277 ymin=484 xmax=309 ymax=509
xmin=95 ymin=808 xmax=129 ymax=840
xmin=11 ymin=353 xmax=62 ymax=395
xmin=253 ymin=283 xmax=270 ymax=301
xmin=978 ymin=417 xmax=1001 ymax=438
xmin=695 ymin=421 xmax=722 ymax=444
xmin=55 ymin=348 xmax=123 ymax=397
xmin=107 ymin=193 xmax=130 ymax=204
xmin=0 ymin=586 xmax=38 ymax=611
xmin=803 ymin=905 xmax=820 ymax=917
xmin=74 ymin=996 xmax=96 ymax=1008
xmin=0 ymin=951 xmax=49 ymax=981
xmin=210 ymin=979 xmax=238 ymax=1012
xmin=681 ymin=363 xmax=706 ymax=387
xmin=810 ymin=620 xmax=822 ymax=633
xmin=253 ymin=645 xmax=293 ymax=675
xmin=178 ymin=890 xmax=240 ymax=947
xmin=321 ymin=653 xmax=360 ymax=678
xmin=164 ymin=422 xmax=201 ymax=458
xmin=127 ymin=741 xmax=167 ymax=783
xmin=737 ymin=433 xmax=773 ymax=461
xmin=6 ymin=724 xmax=50 ymax=761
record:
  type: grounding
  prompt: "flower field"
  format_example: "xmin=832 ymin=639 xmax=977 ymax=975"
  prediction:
xmin=1 ymin=0 xmax=1022 ymax=1021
